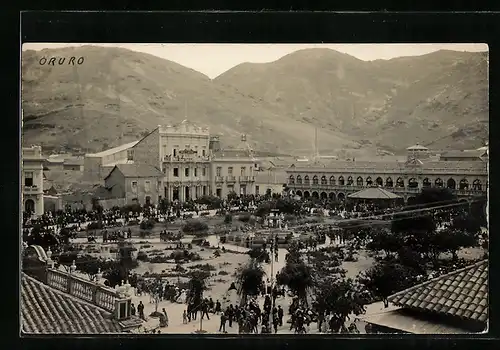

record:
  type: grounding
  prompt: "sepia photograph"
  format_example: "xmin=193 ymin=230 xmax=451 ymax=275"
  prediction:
xmin=20 ymin=43 xmax=489 ymax=335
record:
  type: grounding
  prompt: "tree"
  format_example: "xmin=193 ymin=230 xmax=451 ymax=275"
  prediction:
xmin=358 ymin=262 xmax=421 ymax=308
xmin=227 ymin=191 xmax=238 ymax=202
xmin=187 ymin=271 xmax=207 ymax=309
xmin=148 ymin=278 xmax=164 ymax=317
xmin=247 ymin=247 xmax=270 ymax=264
xmin=313 ymin=276 xmax=366 ymax=332
xmin=236 ymin=260 xmax=266 ymax=304
xmin=277 ymin=247 xmax=313 ymax=305
xmin=415 ymin=188 xmax=457 ymax=207
xmin=182 ymin=219 xmax=209 ymax=235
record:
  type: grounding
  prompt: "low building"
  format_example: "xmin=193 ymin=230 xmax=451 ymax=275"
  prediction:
xmin=83 ymin=141 xmax=139 ymax=183
xmin=22 ymin=146 xmax=45 ymax=216
xmin=104 ymin=164 xmax=164 ymax=206
xmin=361 ymin=260 xmax=488 ymax=334
xmin=63 ymin=157 xmax=84 ymax=171
xmin=255 ymin=169 xmax=287 ymax=197
xmin=439 ymin=150 xmax=487 ymax=162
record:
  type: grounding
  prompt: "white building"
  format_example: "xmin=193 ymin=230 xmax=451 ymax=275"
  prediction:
xmin=22 ymin=146 xmax=45 ymax=216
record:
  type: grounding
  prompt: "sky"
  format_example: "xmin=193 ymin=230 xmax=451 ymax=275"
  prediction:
xmin=22 ymin=43 xmax=488 ymax=79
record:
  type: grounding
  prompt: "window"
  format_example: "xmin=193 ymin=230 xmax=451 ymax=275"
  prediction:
xmin=241 ymin=167 xmax=246 ymax=176
xmin=173 ymin=168 xmax=179 ymax=177
xmin=194 ymin=168 xmax=198 ymax=177
xmin=131 ymin=181 xmax=138 ymax=193
xmin=203 ymin=186 xmax=207 ymax=196
xmin=202 ymin=168 xmax=206 ymax=176
xmin=185 ymin=145 xmax=190 ymax=149
xmin=216 ymin=167 xmax=222 ymax=176
xmin=255 ymin=185 xmax=260 ymax=196
xmin=185 ymin=168 xmax=189 ymax=177
xmin=145 ymin=181 xmax=151 ymax=193
xmin=24 ymin=172 xmax=33 ymax=187
xmin=228 ymin=167 xmax=233 ymax=175
xmin=127 ymin=149 xmax=134 ymax=161
xmin=202 ymin=149 xmax=206 ymax=156
xmin=173 ymin=149 xmax=177 ymax=157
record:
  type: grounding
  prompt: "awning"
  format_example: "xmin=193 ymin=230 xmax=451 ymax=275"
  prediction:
xmin=360 ymin=309 xmax=471 ymax=334
xmin=347 ymin=187 xmax=402 ymax=200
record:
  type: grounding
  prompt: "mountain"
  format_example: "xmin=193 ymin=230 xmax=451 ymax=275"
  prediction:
xmin=21 ymin=46 xmax=360 ymax=155
xmin=22 ymin=46 xmax=489 ymax=156
xmin=215 ymin=48 xmax=489 ymax=151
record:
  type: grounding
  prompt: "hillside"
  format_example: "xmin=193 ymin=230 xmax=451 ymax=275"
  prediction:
xmin=22 ymin=46 xmax=489 ymax=155
xmin=21 ymin=46 xmax=361 ymax=155
xmin=216 ymin=49 xmax=489 ymax=151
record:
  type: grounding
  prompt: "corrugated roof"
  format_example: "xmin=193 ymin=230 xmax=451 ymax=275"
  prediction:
xmin=86 ymin=141 xmax=139 ymax=158
xmin=440 ymin=150 xmax=484 ymax=159
xmin=107 ymin=164 xmax=164 ymax=179
xmin=348 ymin=187 xmax=402 ymax=199
xmin=213 ymin=149 xmax=254 ymax=159
xmin=388 ymin=260 xmax=488 ymax=323
xmin=64 ymin=157 xmax=84 ymax=166
xmin=21 ymin=273 xmax=122 ymax=334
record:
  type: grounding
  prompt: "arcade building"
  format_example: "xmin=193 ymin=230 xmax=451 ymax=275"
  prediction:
xmin=286 ymin=144 xmax=488 ymax=204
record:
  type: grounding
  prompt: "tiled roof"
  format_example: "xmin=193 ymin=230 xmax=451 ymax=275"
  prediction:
xmin=108 ymin=164 xmax=163 ymax=179
xmin=388 ymin=260 xmax=488 ymax=323
xmin=21 ymin=273 xmax=123 ymax=334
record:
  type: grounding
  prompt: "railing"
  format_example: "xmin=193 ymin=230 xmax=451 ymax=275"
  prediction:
xmin=239 ymin=176 xmax=255 ymax=182
xmin=215 ymin=176 xmax=224 ymax=183
xmin=46 ymin=269 xmax=120 ymax=313
xmin=24 ymin=185 xmax=41 ymax=194
xmin=226 ymin=176 xmax=236 ymax=183
xmin=163 ymin=155 xmax=211 ymax=162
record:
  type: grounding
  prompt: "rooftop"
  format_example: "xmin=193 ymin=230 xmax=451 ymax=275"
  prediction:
xmin=407 ymin=144 xmax=429 ymax=151
xmin=21 ymin=272 xmax=122 ymax=334
xmin=388 ymin=260 xmax=488 ymax=323
xmin=440 ymin=150 xmax=486 ymax=159
xmin=107 ymin=163 xmax=164 ymax=179
xmin=212 ymin=149 xmax=255 ymax=160
xmin=86 ymin=141 xmax=139 ymax=158
xmin=347 ymin=187 xmax=402 ymax=199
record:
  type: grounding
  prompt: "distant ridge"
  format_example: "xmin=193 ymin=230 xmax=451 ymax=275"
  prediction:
xmin=22 ymin=46 xmax=488 ymax=155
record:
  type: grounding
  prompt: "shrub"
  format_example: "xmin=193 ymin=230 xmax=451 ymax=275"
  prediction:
xmin=218 ymin=271 xmax=229 ymax=276
xmin=182 ymin=219 xmax=209 ymax=234
xmin=87 ymin=221 xmax=104 ymax=230
xmin=238 ymin=212 xmax=251 ymax=222
xmin=140 ymin=244 xmax=152 ymax=249
xmin=188 ymin=270 xmax=211 ymax=280
xmin=137 ymin=251 xmax=149 ymax=262
xmin=149 ymin=255 xmax=171 ymax=264
xmin=200 ymin=211 xmax=210 ymax=216
xmin=224 ymin=214 xmax=233 ymax=224
xmin=188 ymin=263 xmax=217 ymax=271
xmin=140 ymin=219 xmax=156 ymax=230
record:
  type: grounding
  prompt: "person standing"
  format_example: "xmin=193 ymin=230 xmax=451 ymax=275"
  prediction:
xmin=183 ymin=310 xmax=188 ymax=324
xmin=137 ymin=301 xmax=145 ymax=321
xmin=277 ymin=305 xmax=284 ymax=326
xmin=162 ymin=308 xmax=169 ymax=327
xmin=219 ymin=312 xmax=227 ymax=332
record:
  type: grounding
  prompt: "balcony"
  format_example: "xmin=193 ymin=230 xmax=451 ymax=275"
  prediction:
xmin=226 ymin=175 xmax=236 ymax=183
xmin=45 ymin=268 xmax=122 ymax=313
xmin=24 ymin=185 xmax=41 ymax=194
xmin=163 ymin=155 xmax=210 ymax=163
xmin=215 ymin=176 xmax=224 ymax=183
xmin=239 ymin=175 xmax=255 ymax=183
